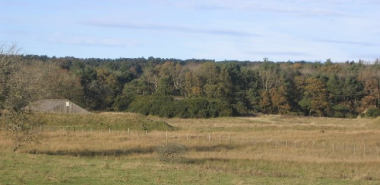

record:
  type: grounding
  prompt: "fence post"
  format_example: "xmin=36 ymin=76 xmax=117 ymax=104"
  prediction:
xmin=128 ymin=128 xmax=130 ymax=136
xmin=323 ymin=141 xmax=325 ymax=150
xmin=363 ymin=144 xmax=366 ymax=156
xmin=109 ymin=129 xmax=111 ymax=133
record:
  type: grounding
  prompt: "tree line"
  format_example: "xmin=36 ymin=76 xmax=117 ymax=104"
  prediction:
xmin=17 ymin=55 xmax=380 ymax=118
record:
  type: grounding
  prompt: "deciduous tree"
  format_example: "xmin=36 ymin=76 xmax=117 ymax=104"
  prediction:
xmin=302 ymin=77 xmax=329 ymax=116
xmin=0 ymin=44 xmax=44 ymax=151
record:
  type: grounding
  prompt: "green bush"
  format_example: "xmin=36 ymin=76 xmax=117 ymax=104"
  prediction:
xmin=127 ymin=96 xmax=237 ymax=118
xmin=365 ymin=108 xmax=380 ymax=118
xmin=332 ymin=104 xmax=349 ymax=118
xmin=113 ymin=95 xmax=135 ymax=111
xmin=360 ymin=113 xmax=366 ymax=118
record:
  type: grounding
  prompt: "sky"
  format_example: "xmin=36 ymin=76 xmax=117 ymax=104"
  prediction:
xmin=1 ymin=0 xmax=379 ymax=62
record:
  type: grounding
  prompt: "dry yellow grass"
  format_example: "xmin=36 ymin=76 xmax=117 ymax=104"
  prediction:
xmin=1 ymin=114 xmax=380 ymax=184
xmin=1 ymin=115 xmax=379 ymax=161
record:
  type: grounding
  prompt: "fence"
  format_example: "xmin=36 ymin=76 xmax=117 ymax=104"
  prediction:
xmin=2 ymin=126 xmax=380 ymax=157
xmin=3 ymin=125 xmax=377 ymax=157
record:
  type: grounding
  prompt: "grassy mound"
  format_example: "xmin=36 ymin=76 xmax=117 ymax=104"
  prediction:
xmin=31 ymin=112 xmax=175 ymax=131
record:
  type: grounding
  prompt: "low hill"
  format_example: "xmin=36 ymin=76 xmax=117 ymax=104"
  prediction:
xmin=31 ymin=112 xmax=175 ymax=131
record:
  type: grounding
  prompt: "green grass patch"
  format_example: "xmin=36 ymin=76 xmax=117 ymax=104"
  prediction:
xmin=30 ymin=112 xmax=175 ymax=131
xmin=1 ymin=152 xmax=379 ymax=185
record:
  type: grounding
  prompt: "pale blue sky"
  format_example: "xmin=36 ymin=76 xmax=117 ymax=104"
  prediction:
xmin=1 ymin=0 xmax=379 ymax=62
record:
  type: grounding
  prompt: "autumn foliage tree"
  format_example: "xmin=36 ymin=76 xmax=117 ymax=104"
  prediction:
xmin=302 ymin=77 xmax=329 ymax=116
xmin=270 ymin=85 xmax=291 ymax=114
xmin=0 ymin=44 xmax=45 ymax=151
xmin=6 ymin=53 xmax=380 ymax=118
xmin=358 ymin=67 xmax=380 ymax=112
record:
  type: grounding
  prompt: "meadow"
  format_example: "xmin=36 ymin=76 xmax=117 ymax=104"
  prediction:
xmin=1 ymin=113 xmax=380 ymax=184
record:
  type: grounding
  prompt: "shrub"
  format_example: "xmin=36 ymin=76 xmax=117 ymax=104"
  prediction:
xmin=157 ymin=142 xmax=187 ymax=163
xmin=127 ymin=96 xmax=237 ymax=118
xmin=332 ymin=104 xmax=349 ymax=118
xmin=365 ymin=108 xmax=380 ymax=118
xmin=360 ymin=113 xmax=366 ymax=118
xmin=113 ymin=95 xmax=134 ymax=111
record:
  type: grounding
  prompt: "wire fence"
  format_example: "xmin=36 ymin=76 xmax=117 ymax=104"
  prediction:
xmin=2 ymin=126 xmax=380 ymax=157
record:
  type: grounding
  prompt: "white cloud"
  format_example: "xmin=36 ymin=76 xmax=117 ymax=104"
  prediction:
xmin=1 ymin=0 xmax=379 ymax=61
xmin=48 ymin=33 xmax=141 ymax=48
xmin=314 ymin=39 xmax=378 ymax=47
xmin=82 ymin=20 xmax=261 ymax=37
xmin=166 ymin=0 xmax=356 ymax=16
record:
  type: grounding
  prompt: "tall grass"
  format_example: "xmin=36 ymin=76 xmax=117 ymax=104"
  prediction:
xmin=1 ymin=114 xmax=380 ymax=184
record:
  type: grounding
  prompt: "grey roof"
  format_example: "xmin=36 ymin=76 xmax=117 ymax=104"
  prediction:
xmin=29 ymin=99 xmax=67 ymax=111
xmin=28 ymin=99 xmax=89 ymax=113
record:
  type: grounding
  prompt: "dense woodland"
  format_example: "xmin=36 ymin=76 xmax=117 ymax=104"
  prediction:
xmin=20 ymin=55 xmax=380 ymax=118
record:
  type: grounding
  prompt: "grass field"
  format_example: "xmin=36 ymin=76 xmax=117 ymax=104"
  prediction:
xmin=1 ymin=113 xmax=380 ymax=184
